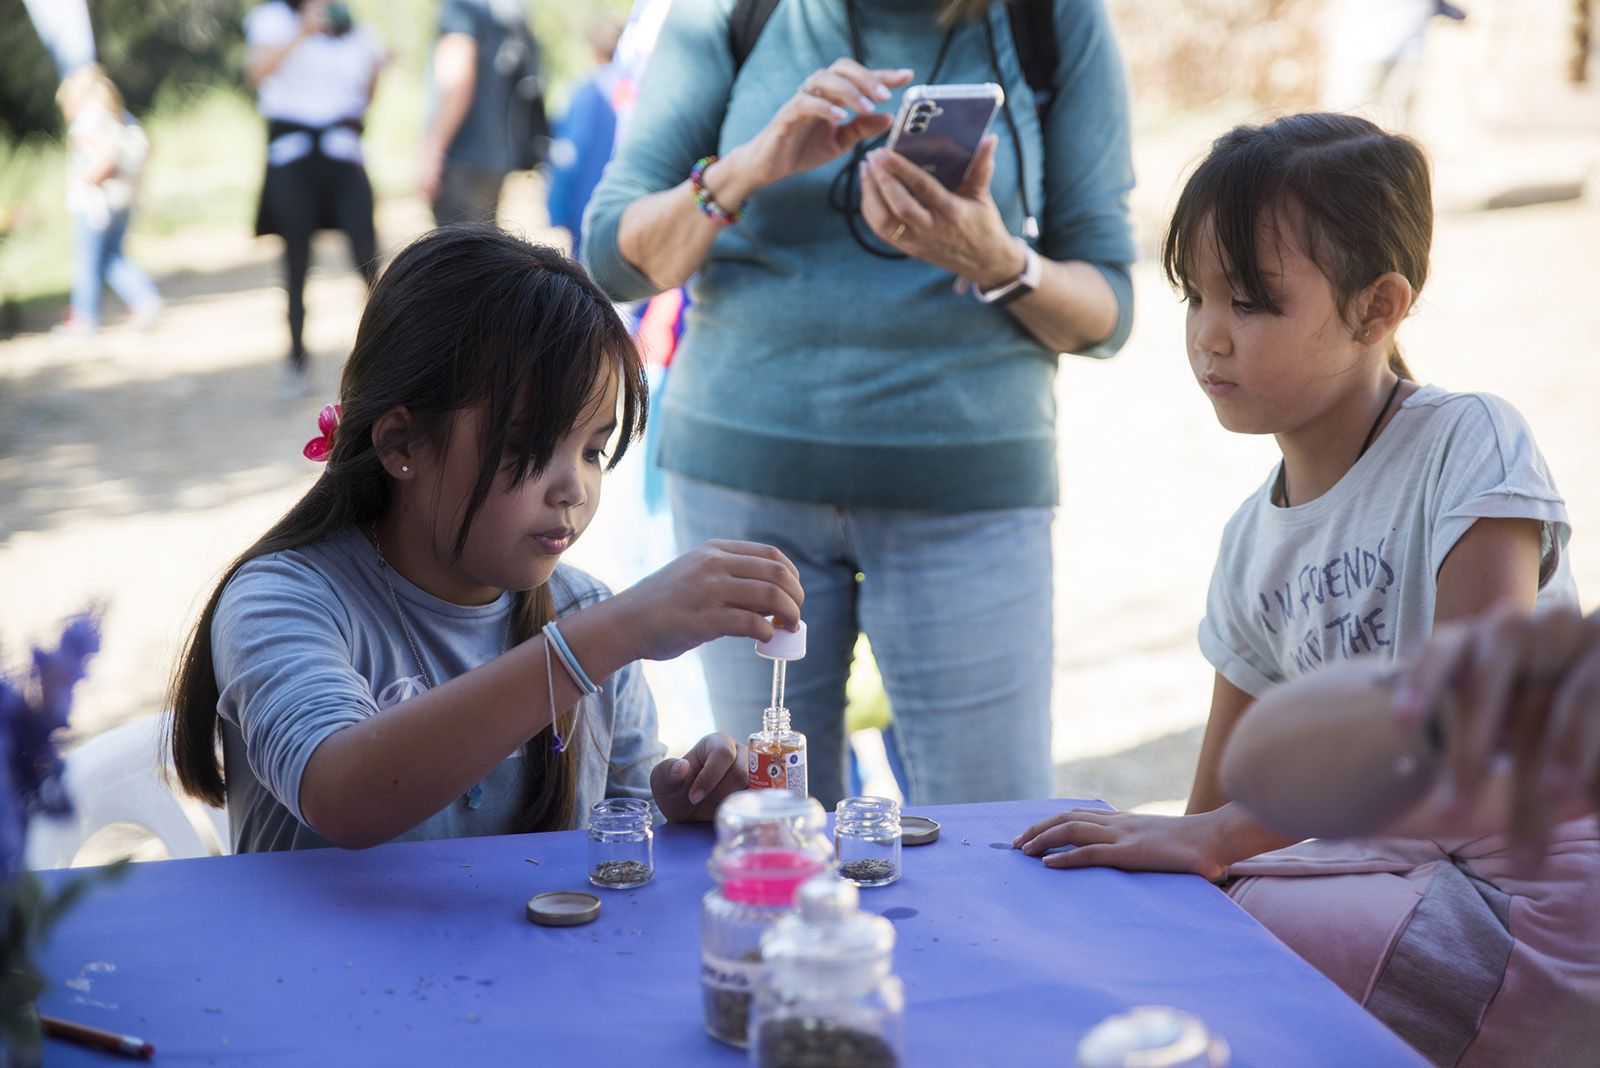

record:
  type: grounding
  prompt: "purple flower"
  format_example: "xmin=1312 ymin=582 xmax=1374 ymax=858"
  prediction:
xmin=0 ymin=611 xmax=101 ymax=879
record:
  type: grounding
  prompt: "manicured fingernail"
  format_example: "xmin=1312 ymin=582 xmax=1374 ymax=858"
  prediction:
xmin=872 ymin=83 xmax=891 ymax=101
xmin=830 ymin=105 xmax=847 ymax=121
xmin=689 ymin=788 xmax=705 ymax=805
xmin=858 ymin=95 xmax=876 ymax=112
xmin=671 ymin=759 xmax=690 ymax=781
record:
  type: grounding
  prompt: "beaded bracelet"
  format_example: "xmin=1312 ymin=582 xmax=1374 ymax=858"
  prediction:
xmin=690 ymin=155 xmax=745 ymax=226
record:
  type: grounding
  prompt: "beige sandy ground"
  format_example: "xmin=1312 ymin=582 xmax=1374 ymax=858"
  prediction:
xmin=3 ymin=23 xmax=1599 ymax=859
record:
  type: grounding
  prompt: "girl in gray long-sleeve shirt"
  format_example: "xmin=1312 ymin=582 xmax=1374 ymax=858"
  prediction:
xmin=167 ymin=226 xmax=806 ymax=852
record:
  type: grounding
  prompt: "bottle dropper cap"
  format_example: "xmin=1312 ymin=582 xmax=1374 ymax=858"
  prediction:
xmin=755 ymin=619 xmax=806 ymax=661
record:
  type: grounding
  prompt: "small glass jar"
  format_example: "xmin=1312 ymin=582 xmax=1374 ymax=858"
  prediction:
xmin=751 ymin=874 xmax=905 ymax=1068
xmin=702 ymin=791 xmax=834 ymax=1048
xmin=834 ymin=796 xmax=901 ymax=887
xmin=1076 ymin=1007 xmax=1230 ymax=1067
xmin=588 ymin=798 xmax=654 ymax=890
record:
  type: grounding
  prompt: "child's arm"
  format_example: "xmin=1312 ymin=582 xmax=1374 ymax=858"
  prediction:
xmin=1187 ymin=673 xmax=1254 ymax=814
xmin=1432 ymin=516 xmax=1544 ymax=626
xmin=1013 ymin=674 xmax=1295 ymax=881
xmin=297 ymin=541 xmax=802 ymax=848
xmin=1222 ymin=619 xmax=1600 ymax=846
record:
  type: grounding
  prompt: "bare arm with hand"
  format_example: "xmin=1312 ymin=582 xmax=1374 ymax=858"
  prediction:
xmin=858 ymin=136 xmax=1118 ymax=353
xmin=616 ymin=59 xmax=912 ymax=290
xmin=1221 ymin=607 xmax=1600 ymax=864
xmin=1011 ymin=673 xmax=1294 ymax=881
xmin=247 ymin=0 xmax=328 ymax=88
xmin=418 ymin=32 xmax=477 ymax=201
xmin=299 ymin=541 xmax=803 ymax=848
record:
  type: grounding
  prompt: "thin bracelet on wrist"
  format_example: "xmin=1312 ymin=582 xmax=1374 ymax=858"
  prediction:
xmin=543 ymin=621 xmax=599 ymax=695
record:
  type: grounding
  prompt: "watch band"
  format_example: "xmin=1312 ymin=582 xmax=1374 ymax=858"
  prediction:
xmin=976 ymin=241 xmax=1041 ymax=306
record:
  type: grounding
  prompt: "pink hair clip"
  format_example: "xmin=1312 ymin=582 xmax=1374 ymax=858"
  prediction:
xmin=303 ymin=403 xmax=342 ymax=462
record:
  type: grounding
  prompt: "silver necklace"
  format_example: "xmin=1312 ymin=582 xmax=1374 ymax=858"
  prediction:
xmin=370 ymin=521 xmax=508 ymax=809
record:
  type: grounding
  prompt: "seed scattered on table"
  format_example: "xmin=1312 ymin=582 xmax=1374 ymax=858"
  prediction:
xmin=591 ymin=860 xmax=652 ymax=886
xmin=840 ymin=859 xmax=898 ymax=883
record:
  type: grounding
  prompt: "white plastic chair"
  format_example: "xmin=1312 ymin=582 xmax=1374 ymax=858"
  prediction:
xmin=24 ymin=716 xmax=229 ymax=869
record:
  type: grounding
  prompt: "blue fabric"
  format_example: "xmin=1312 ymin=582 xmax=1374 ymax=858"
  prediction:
xmin=582 ymin=0 xmax=1136 ymax=514
xmin=670 ymin=474 xmax=1055 ymax=809
xmin=546 ymin=67 xmax=620 ymax=249
xmin=70 ymin=208 xmax=159 ymax=325
xmin=36 ymin=799 xmax=1427 ymax=1066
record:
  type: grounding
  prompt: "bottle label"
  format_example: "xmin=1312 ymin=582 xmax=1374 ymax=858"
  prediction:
xmin=701 ymin=951 xmax=763 ymax=992
xmin=748 ymin=747 xmax=807 ymax=797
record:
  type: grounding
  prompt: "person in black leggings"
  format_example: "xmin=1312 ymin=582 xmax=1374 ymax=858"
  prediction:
xmin=245 ymin=0 xmax=386 ymax=388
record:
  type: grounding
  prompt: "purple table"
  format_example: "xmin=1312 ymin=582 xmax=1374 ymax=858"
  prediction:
xmin=38 ymin=799 xmax=1424 ymax=1065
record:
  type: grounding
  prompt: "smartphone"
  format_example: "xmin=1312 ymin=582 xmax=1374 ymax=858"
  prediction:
xmin=885 ymin=83 xmax=1004 ymax=191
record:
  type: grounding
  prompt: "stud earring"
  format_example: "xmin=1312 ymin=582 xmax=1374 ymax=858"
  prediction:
xmin=400 ymin=465 xmax=410 ymax=474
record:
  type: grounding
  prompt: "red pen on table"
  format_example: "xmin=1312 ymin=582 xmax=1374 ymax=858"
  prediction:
xmin=41 ymin=1014 xmax=155 ymax=1060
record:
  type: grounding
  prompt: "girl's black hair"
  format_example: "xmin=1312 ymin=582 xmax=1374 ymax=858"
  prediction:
xmin=168 ymin=225 xmax=647 ymax=837
xmin=1162 ymin=112 xmax=1433 ymax=379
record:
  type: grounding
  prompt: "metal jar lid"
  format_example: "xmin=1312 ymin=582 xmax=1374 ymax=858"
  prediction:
xmin=526 ymin=891 xmax=601 ymax=927
xmin=899 ymin=815 xmax=940 ymax=846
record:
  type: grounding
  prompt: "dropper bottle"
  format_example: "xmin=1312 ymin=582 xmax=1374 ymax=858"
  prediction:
xmin=747 ymin=620 xmax=808 ymax=797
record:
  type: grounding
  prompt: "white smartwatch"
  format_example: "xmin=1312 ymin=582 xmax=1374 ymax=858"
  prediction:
xmin=976 ymin=241 xmax=1042 ymax=306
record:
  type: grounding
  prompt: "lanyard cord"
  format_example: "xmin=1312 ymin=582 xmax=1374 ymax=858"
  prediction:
xmin=1275 ymin=375 xmax=1405 ymax=508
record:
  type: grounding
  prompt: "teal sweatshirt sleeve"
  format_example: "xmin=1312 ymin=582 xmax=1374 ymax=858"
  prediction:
xmin=581 ymin=0 xmax=736 ymax=302
xmin=1042 ymin=0 xmax=1137 ymax=358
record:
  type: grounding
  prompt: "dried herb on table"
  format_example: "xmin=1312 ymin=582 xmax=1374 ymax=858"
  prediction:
xmin=757 ymin=1018 xmax=899 ymax=1067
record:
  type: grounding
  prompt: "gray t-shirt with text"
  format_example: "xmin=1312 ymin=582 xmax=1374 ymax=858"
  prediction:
xmin=1201 ymin=385 xmax=1578 ymax=695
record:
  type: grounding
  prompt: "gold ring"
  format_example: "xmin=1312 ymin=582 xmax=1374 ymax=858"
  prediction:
xmin=889 ymin=222 xmax=907 ymax=242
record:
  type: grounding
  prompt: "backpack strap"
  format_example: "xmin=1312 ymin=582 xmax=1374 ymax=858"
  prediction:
xmin=1007 ymin=0 xmax=1060 ymax=120
xmin=730 ymin=0 xmax=784 ymax=74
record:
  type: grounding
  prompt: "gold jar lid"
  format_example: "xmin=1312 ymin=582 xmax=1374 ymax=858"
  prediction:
xmin=526 ymin=891 xmax=601 ymax=927
xmin=900 ymin=815 xmax=940 ymax=846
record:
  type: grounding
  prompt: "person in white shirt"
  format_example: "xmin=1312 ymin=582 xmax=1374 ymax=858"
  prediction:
xmin=245 ymin=0 xmax=386 ymax=391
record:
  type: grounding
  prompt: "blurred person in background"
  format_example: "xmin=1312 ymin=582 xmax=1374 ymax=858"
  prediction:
xmin=21 ymin=0 xmax=95 ymax=80
xmin=420 ymin=0 xmax=549 ymax=226
xmin=544 ymin=17 xmax=624 ymax=254
xmin=1322 ymin=0 xmax=1466 ymax=128
xmin=245 ymin=0 xmax=386 ymax=394
xmin=583 ymin=0 xmax=1137 ymax=808
xmin=54 ymin=64 xmax=163 ymax=337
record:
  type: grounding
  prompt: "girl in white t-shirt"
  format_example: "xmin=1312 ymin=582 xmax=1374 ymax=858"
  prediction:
xmin=54 ymin=65 xmax=162 ymax=334
xmin=1015 ymin=113 xmax=1598 ymax=1065
xmin=244 ymin=0 xmax=386 ymax=391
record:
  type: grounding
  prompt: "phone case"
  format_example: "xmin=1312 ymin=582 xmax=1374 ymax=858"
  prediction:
xmin=886 ymin=83 xmax=1005 ymax=191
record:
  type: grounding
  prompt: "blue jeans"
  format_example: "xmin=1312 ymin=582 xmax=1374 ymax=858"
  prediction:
xmin=71 ymin=208 xmax=160 ymax=325
xmin=669 ymin=475 xmax=1055 ymax=808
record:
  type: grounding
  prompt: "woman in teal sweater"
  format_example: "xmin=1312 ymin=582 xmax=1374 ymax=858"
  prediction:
xmin=582 ymin=0 xmax=1135 ymax=806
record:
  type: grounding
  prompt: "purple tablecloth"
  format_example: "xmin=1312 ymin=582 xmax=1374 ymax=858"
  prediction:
xmin=37 ymin=799 xmax=1425 ymax=1065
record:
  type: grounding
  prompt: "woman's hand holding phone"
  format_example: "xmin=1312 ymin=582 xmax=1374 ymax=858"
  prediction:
xmin=712 ymin=59 xmax=913 ymax=204
xmin=859 ymin=134 xmax=1022 ymax=290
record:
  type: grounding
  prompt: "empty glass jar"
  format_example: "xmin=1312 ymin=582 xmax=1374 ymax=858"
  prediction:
xmin=588 ymin=798 xmax=653 ymax=889
xmin=834 ymin=796 xmax=901 ymax=887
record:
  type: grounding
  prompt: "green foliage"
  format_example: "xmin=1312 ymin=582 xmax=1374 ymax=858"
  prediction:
xmin=0 ymin=0 xmax=252 ymax=141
